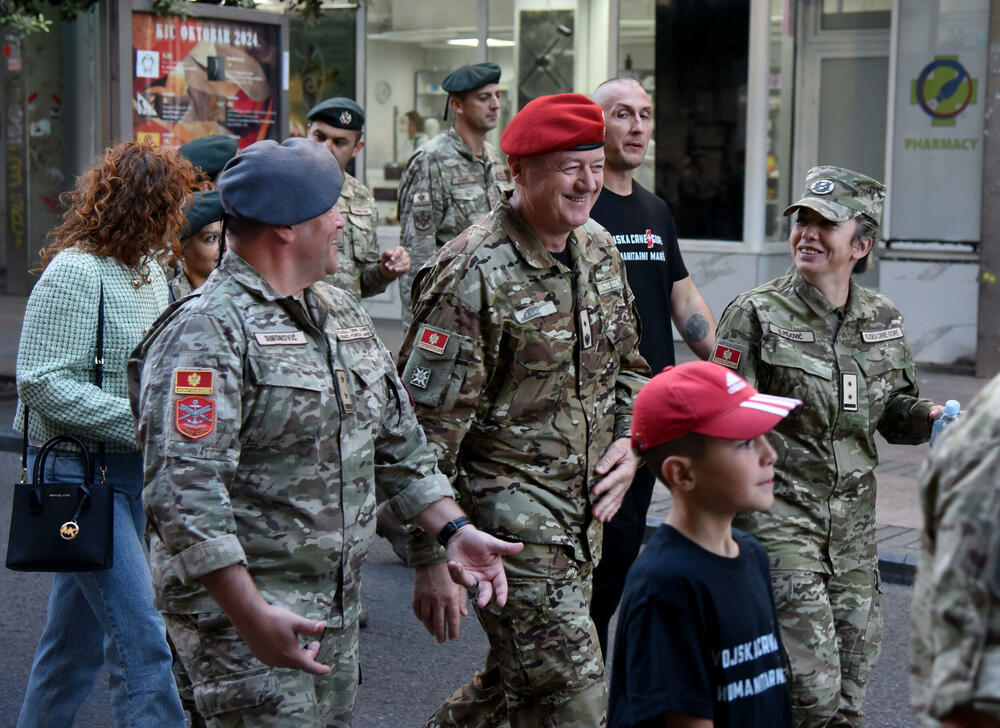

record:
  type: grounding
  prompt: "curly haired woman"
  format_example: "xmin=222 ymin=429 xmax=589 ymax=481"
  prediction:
xmin=14 ymin=142 xmax=195 ymax=728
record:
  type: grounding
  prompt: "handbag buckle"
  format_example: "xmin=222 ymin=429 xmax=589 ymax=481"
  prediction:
xmin=59 ymin=521 xmax=80 ymax=541
xmin=99 ymin=465 xmax=108 ymax=484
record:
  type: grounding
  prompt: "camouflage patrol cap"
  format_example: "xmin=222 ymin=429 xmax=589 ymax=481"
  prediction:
xmin=218 ymin=138 xmax=343 ymax=226
xmin=783 ymin=165 xmax=885 ymax=225
xmin=307 ymin=97 xmax=365 ymax=131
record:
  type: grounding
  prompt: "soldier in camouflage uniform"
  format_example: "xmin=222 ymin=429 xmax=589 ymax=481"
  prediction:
xmin=911 ymin=374 xmax=1000 ymax=728
xmin=713 ymin=165 xmax=943 ymax=728
xmin=306 ymin=97 xmax=410 ymax=300
xmin=128 ymin=138 xmax=521 ymax=727
xmin=396 ymin=62 xmax=514 ymax=328
xmin=398 ymin=94 xmax=650 ymax=727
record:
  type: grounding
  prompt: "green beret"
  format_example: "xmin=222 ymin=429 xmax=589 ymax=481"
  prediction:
xmin=441 ymin=62 xmax=501 ymax=94
xmin=218 ymin=138 xmax=343 ymax=226
xmin=181 ymin=190 xmax=224 ymax=241
xmin=178 ymin=136 xmax=238 ymax=179
xmin=307 ymin=97 xmax=365 ymax=131
xmin=784 ymin=165 xmax=886 ymax=226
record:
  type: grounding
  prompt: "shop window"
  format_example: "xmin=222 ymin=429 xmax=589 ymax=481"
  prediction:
xmin=288 ymin=9 xmax=357 ymax=141
xmin=766 ymin=0 xmax=795 ymax=241
xmin=617 ymin=0 xmax=656 ymax=191
xmin=821 ymin=0 xmax=891 ymax=30
xmin=655 ymin=0 xmax=749 ymax=241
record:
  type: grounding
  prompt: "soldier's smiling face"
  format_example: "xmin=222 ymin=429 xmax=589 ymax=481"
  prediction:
xmin=295 ymin=204 xmax=345 ymax=277
xmin=511 ymin=148 xmax=605 ymax=237
xmin=789 ymin=207 xmax=870 ymax=284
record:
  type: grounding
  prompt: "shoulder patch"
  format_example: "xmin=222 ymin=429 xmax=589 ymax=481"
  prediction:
xmin=417 ymin=325 xmax=450 ymax=354
xmin=174 ymin=369 xmax=214 ymax=395
xmin=711 ymin=342 xmax=744 ymax=370
xmin=768 ymin=323 xmax=816 ymax=343
xmin=413 ymin=191 xmax=431 ymax=206
xmin=861 ymin=327 xmax=903 ymax=343
xmin=175 ymin=396 xmax=216 ymax=439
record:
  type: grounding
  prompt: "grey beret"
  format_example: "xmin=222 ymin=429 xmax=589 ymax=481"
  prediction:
xmin=441 ymin=62 xmax=501 ymax=94
xmin=181 ymin=190 xmax=224 ymax=240
xmin=307 ymin=97 xmax=365 ymax=131
xmin=178 ymin=136 xmax=238 ymax=178
xmin=217 ymin=138 xmax=343 ymax=226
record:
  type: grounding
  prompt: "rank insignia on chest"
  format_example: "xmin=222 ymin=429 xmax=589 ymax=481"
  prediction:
xmin=174 ymin=369 xmax=213 ymax=395
xmin=841 ymin=373 xmax=859 ymax=412
xmin=711 ymin=343 xmax=743 ymax=370
xmin=580 ymin=309 xmax=593 ymax=349
xmin=175 ymin=396 xmax=216 ymax=439
xmin=335 ymin=370 xmax=355 ymax=413
xmin=417 ymin=326 xmax=450 ymax=355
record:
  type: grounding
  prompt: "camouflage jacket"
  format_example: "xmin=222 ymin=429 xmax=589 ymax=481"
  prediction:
xmin=397 ymin=200 xmax=650 ymax=567
xmin=128 ymin=250 xmax=452 ymax=623
xmin=715 ymin=270 xmax=932 ymax=575
xmin=325 ymin=172 xmax=391 ymax=300
xmin=910 ymin=373 xmax=1000 ymax=726
xmin=165 ymin=259 xmax=195 ymax=301
xmin=396 ymin=128 xmax=514 ymax=323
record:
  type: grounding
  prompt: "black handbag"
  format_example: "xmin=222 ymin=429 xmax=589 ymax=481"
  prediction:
xmin=5 ymin=284 xmax=114 ymax=572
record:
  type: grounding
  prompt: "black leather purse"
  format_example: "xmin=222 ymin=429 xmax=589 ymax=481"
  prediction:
xmin=5 ymin=284 xmax=114 ymax=572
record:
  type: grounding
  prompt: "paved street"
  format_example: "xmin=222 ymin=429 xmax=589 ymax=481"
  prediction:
xmin=1 ymin=447 xmax=918 ymax=726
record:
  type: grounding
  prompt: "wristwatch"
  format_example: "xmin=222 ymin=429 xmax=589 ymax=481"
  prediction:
xmin=436 ymin=516 xmax=471 ymax=547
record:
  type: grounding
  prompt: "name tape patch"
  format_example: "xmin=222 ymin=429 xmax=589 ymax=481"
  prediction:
xmin=254 ymin=331 xmax=308 ymax=346
xmin=337 ymin=326 xmax=374 ymax=341
xmin=769 ymin=323 xmax=816 ymax=343
xmin=513 ymin=300 xmax=557 ymax=324
xmin=174 ymin=369 xmax=213 ymax=395
xmin=596 ymin=277 xmax=624 ymax=295
xmin=861 ymin=327 xmax=903 ymax=343
xmin=349 ymin=206 xmax=373 ymax=216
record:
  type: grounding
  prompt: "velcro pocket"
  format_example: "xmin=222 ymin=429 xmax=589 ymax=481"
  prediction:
xmin=194 ymin=667 xmax=282 ymax=718
xmin=401 ymin=325 xmax=472 ymax=409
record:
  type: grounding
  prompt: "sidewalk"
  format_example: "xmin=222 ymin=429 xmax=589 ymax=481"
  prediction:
xmin=0 ymin=294 xmax=989 ymax=584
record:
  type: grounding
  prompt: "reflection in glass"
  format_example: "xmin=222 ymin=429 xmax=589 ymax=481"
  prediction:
xmin=655 ymin=0 xmax=749 ymax=241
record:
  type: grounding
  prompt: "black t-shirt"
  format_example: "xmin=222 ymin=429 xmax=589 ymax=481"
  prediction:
xmin=590 ymin=182 xmax=689 ymax=374
xmin=608 ymin=525 xmax=794 ymax=728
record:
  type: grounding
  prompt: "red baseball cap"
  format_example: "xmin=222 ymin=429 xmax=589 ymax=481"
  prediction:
xmin=501 ymin=93 xmax=605 ymax=157
xmin=631 ymin=361 xmax=801 ymax=453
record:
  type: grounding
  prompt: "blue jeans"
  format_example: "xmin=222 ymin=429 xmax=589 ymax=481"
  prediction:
xmin=16 ymin=450 xmax=184 ymax=728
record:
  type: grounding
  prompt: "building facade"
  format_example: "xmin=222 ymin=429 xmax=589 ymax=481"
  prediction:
xmin=2 ymin=0 xmax=996 ymax=374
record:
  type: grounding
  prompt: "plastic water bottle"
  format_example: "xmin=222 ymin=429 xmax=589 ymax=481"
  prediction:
xmin=930 ymin=399 xmax=961 ymax=448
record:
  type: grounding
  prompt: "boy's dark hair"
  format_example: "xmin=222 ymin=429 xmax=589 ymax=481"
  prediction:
xmin=641 ymin=432 xmax=709 ymax=486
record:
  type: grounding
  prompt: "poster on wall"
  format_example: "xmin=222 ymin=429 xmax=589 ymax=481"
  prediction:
xmin=131 ymin=11 xmax=282 ymax=150
xmin=890 ymin=0 xmax=988 ymax=242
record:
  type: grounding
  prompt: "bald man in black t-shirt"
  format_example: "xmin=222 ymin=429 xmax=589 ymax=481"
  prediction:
xmin=589 ymin=78 xmax=716 ymax=657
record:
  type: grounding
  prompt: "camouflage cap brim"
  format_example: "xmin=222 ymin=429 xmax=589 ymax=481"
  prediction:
xmin=782 ymin=197 xmax=854 ymax=223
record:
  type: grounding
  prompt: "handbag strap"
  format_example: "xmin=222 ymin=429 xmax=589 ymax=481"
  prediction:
xmin=20 ymin=281 xmax=107 ymax=484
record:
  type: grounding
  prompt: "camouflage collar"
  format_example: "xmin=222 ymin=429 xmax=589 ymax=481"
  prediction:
xmin=498 ymin=200 xmax=604 ymax=269
xmin=446 ymin=127 xmax=493 ymax=163
xmin=792 ymin=269 xmax=867 ymax=320
xmin=219 ymin=248 xmax=292 ymax=302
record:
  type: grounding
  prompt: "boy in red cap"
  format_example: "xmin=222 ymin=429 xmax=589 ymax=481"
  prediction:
xmin=609 ymin=361 xmax=799 ymax=728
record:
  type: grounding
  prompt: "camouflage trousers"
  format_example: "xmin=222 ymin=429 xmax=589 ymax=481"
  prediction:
xmin=425 ymin=544 xmax=607 ymax=728
xmin=771 ymin=567 xmax=883 ymax=728
xmin=164 ymin=611 xmax=360 ymax=728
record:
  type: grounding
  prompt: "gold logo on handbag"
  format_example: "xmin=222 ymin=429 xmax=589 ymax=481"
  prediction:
xmin=59 ymin=521 xmax=80 ymax=541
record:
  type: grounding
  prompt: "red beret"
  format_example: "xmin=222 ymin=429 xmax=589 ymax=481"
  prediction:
xmin=501 ymin=93 xmax=605 ymax=157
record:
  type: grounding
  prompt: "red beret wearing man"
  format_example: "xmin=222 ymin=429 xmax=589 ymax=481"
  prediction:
xmin=397 ymin=94 xmax=651 ymax=727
